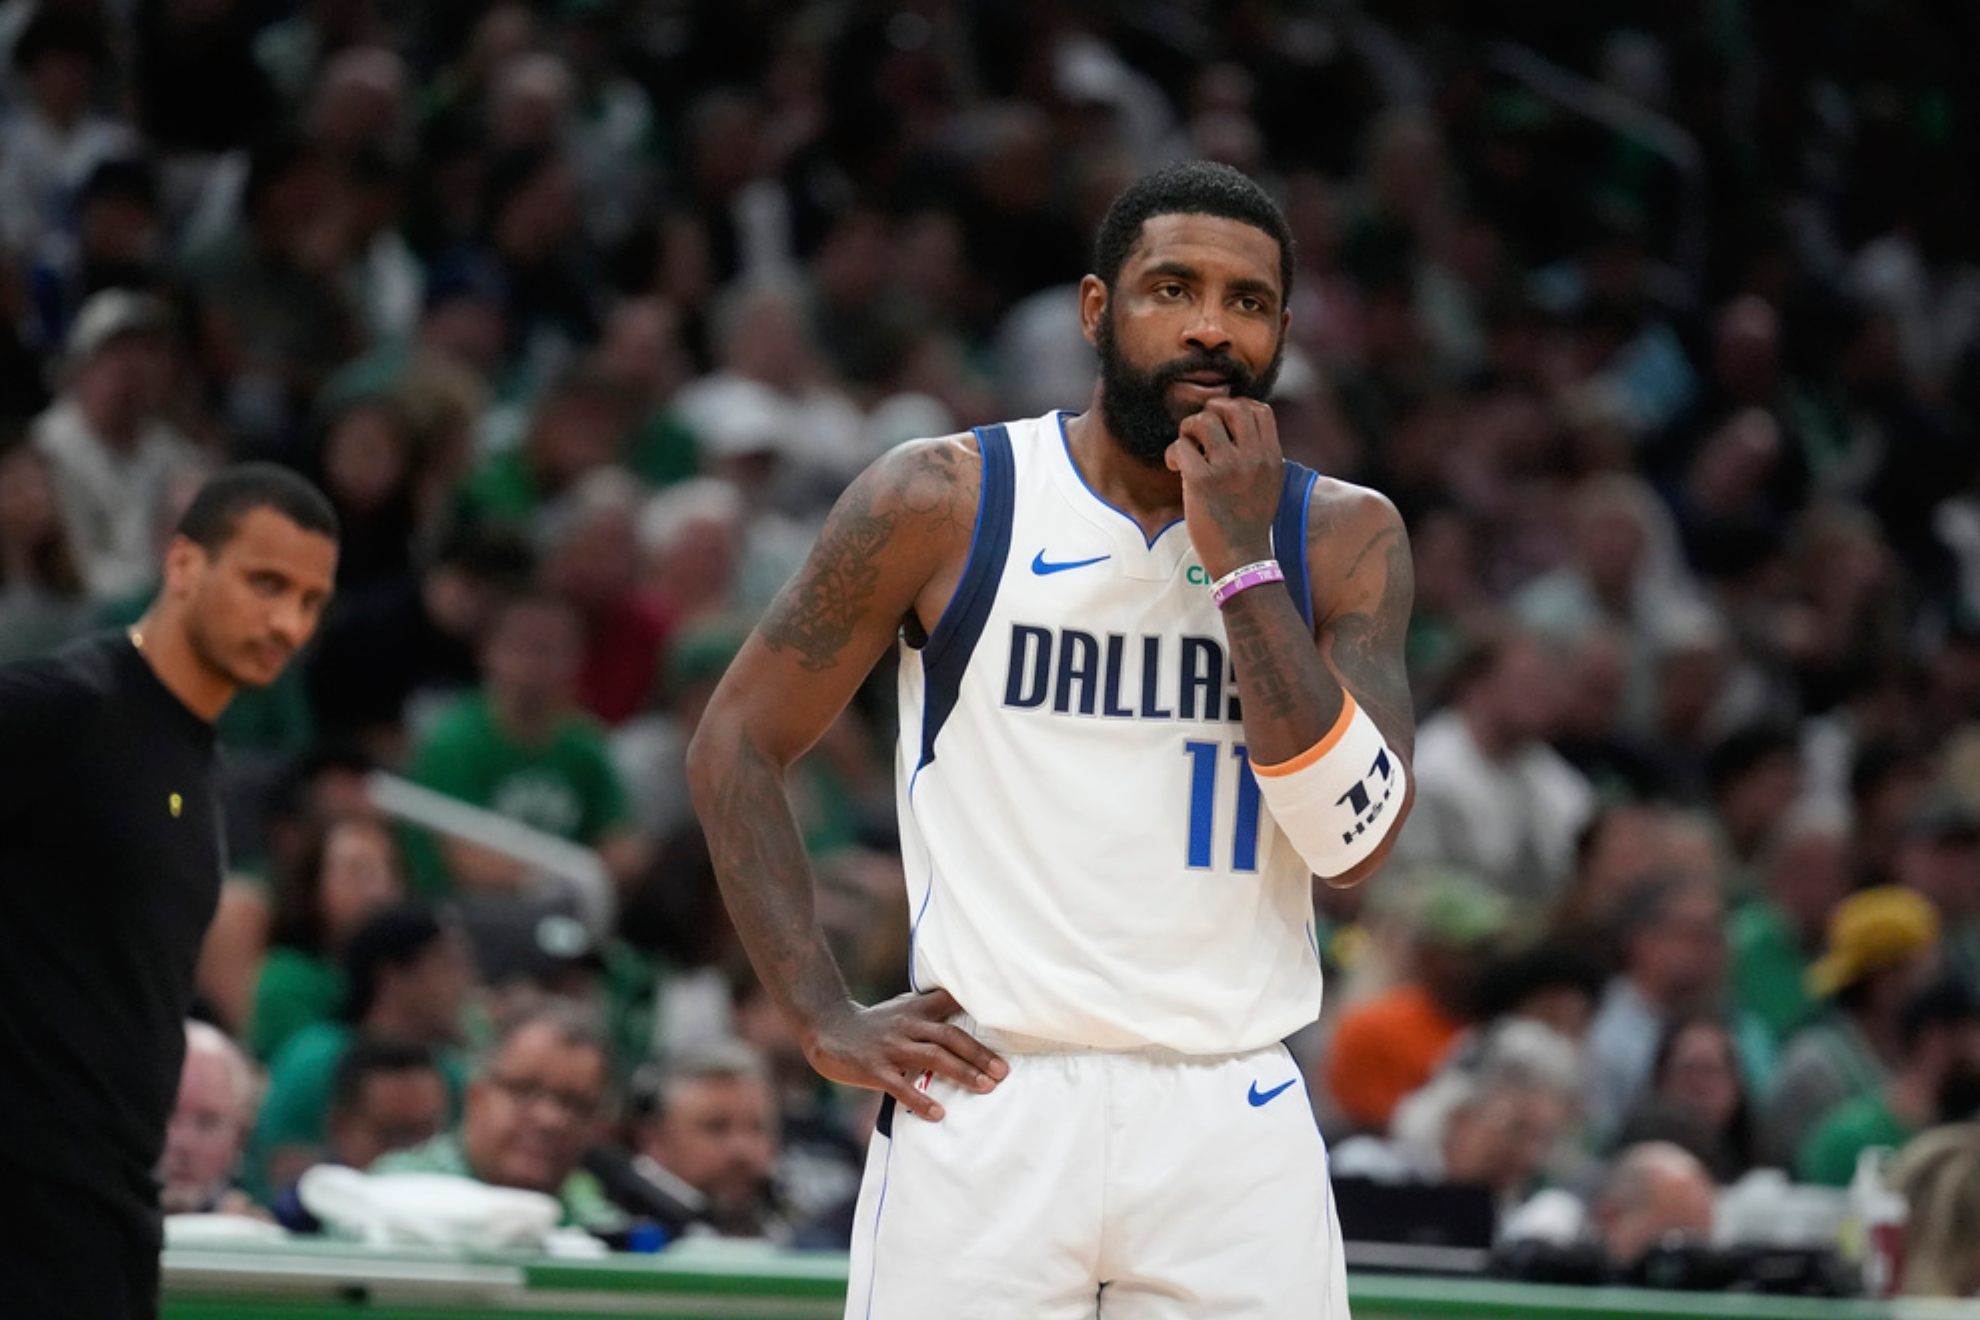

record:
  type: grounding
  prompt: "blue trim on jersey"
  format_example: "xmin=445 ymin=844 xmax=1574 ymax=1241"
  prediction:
xmin=862 ymin=1110 xmax=897 ymax=1320
xmin=1320 ymin=1130 xmax=1337 ymax=1247
xmin=1275 ymin=461 xmax=1319 ymax=629
xmin=1054 ymin=410 xmax=1183 ymax=548
xmin=904 ymin=859 xmax=935 ymax=993
xmin=916 ymin=422 xmax=1016 ymax=771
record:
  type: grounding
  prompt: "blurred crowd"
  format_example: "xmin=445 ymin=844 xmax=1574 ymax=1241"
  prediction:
xmin=4 ymin=0 xmax=1980 ymax=1297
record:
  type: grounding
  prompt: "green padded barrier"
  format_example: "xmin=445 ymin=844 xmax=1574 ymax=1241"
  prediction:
xmin=163 ymin=1244 xmax=1980 ymax=1320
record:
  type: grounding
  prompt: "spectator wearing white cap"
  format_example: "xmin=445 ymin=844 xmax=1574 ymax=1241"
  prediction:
xmin=31 ymin=289 xmax=204 ymax=601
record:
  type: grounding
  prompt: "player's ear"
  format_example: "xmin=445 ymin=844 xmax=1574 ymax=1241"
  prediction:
xmin=159 ymin=534 xmax=210 ymax=600
xmin=1078 ymin=275 xmax=1109 ymax=345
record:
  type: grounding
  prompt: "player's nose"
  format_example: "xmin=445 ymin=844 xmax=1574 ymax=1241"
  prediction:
xmin=1183 ymin=309 xmax=1232 ymax=355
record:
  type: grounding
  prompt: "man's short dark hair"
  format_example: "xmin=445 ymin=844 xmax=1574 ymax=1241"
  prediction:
xmin=1092 ymin=161 xmax=1294 ymax=298
xmin=341 ymin=901 xmax=451 ymax=1023
xmin=1471 ymin=941 xmax=1608 ymax=1021
xmin=330 ymin=1037 xmax=441 ymax=1115
xmin=176 ymin=463 xmax=339 ymax=551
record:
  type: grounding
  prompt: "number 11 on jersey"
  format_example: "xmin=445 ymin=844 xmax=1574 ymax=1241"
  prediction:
xmin=1183 ymin=741 xmax=1262 ymax=872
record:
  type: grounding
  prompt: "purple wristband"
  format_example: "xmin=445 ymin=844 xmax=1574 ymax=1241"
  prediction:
xmin=1209 ymin=559 xmax=1285 ymax=608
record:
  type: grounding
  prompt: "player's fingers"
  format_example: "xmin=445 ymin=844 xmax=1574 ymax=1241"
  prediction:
xmin=1180 ymin=407 xmax=1236 ymax=453
xmin=1168 ymin=438 xmax=1212 ymax=481
xmin=1207 ymin=397 xmax=1272 ymax=456
xmin=901 ymin=1038 xmax=991 ymax=1093
xmin=1174 ymin=414 xmax=1211 ymax=457
xmin=914 ymin=1021 xmax=1010 ymax=1085
xmin=1242 ymin=398 xmax=1284 ymax=462
xmin=910 ymin=987 xmax=961 ymax=1020
xmin=879 ymin=1070 xmax=946 ymax=1122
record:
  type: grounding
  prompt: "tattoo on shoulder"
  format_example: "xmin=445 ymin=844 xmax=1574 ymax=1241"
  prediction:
xmin=896 ymin=439 xmax=978 ymax=538
xmin=1325 ymin=521 xmax=1416 ymax=756
xmin=759 ymin=442 xmax=976 ymax=673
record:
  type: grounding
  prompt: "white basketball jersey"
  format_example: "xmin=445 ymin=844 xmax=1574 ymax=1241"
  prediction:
xmin=894 ymin=411 xmax=1325 ymax=1054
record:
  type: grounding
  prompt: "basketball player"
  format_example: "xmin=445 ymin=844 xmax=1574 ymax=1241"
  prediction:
xmin=688 ymin=162 xmax=1415 ymax=1317
xmin=0 ymin=465 xmax=338 ymax=1320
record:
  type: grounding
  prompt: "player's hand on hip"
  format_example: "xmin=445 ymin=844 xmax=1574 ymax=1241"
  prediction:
xmin=803 ymin=987 xmax=1008 ymax=1121
xmin=1166 ymin=397 xmax=1284 ymax=579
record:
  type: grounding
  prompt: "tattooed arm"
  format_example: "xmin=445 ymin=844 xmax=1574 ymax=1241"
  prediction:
xmin=1303 ymin=483 xmax=1417 ymax=887
xmin=685 ymin=436 xmax=1007 ymax=1122
xmin=1170 ymin=397 xmax=1415 ymax=887
xmin=1173 ymin=397 xmax=1355 ymax=765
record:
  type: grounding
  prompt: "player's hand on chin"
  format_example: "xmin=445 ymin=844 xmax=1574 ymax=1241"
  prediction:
xmin=1166 ymin=396 xmax=1284 ymax=580
xmin=803 ymin=987 xmax=1009 ymax=1122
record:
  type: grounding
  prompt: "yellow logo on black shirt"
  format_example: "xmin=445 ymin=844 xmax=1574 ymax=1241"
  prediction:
xmin=169 ymin=793 xmax=183 ymax=818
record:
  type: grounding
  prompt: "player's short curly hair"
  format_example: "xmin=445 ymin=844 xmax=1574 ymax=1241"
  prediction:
xmin=1091 ymin=161 xmax=1294 ymax=298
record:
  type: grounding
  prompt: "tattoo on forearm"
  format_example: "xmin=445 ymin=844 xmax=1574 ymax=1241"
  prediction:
xmin=1327 ymin=526 xmax=1416 ymax=757
xmin=706 ymin=735 xmax=844 ymax=1018
xmin=1223 ymin=595 xmax=1323 ymax=727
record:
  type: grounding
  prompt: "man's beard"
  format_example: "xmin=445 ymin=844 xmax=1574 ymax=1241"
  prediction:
xmin=1093 ymin=310 xmax=1284 ymax=468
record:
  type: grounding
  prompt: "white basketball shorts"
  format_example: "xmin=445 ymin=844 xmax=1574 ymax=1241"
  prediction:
xmin=843 ymin=1016 xmax=1350 ymax=1319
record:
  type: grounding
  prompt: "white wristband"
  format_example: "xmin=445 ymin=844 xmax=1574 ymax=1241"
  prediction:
xmin=1251 ymin=695 xmax=1406 ymax=878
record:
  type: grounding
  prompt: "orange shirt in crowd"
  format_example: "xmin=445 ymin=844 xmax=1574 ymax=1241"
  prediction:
xmin=1325 ymin=983 xmax=1465 ymax=1133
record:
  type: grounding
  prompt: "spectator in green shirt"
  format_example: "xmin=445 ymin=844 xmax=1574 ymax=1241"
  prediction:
xmin=248 ymin=813 xmax=407 ymax=1062
xmin=375 ymin=1005 xmax=623 ymax=1233
xmin=402 ymin=591 xmax=647 ymax=895
xmin=1760 ymin=886 xmax=1941 ymax=1168
xmin=252 ymin=902 xmax=475 ymax=1195
xmin=1729 ymin=808 xmax=1851 ymax=1050
xmin=1800 ymin=978 xmax=1980 ymax=1186
xmin=455 ymin=365 xmax=636 ymax=534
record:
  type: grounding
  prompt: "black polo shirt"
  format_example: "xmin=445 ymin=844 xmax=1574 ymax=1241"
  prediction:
xmin=0 ymin=631 xmax=223 ymax=1212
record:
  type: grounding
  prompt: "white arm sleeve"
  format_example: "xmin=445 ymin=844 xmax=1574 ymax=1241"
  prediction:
xmin=1252 ymin=694 xmax=1407 ymax=879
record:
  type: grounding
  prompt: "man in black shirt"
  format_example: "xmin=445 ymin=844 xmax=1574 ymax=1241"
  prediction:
xmin=0 ymin=464 xmax=338 ymax=1320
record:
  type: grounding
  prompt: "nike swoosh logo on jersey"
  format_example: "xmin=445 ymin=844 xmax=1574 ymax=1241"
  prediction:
xmin=1248 ymin=1079 xmax=1297 ymax=1108
xmin=1031 ymin=550 xmax=1111 ymax=576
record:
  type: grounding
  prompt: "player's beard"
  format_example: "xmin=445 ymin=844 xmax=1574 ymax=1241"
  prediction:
xmin=1093 ymin=307 xmax=1284 ymax=468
